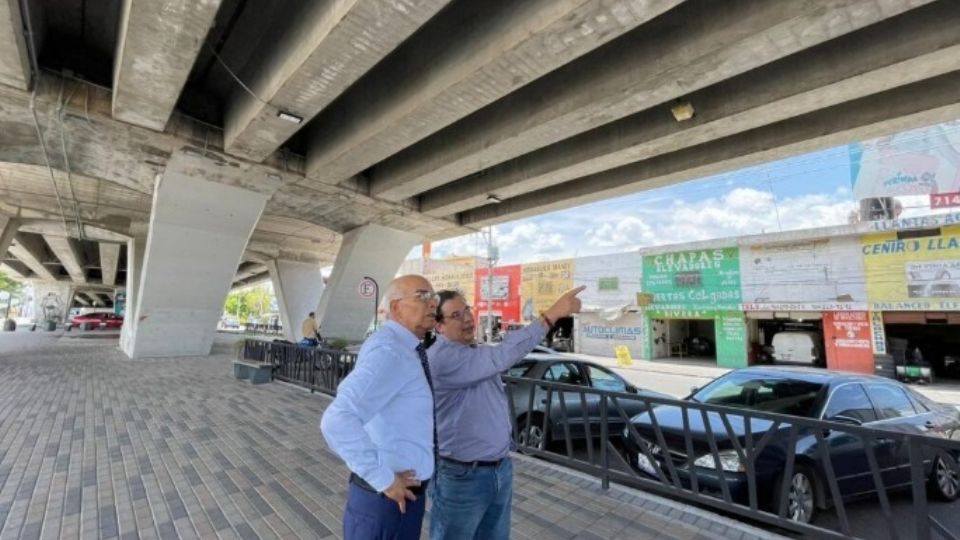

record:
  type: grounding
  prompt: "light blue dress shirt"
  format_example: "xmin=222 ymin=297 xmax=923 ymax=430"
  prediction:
xmin=320 ymin=320 xmax=435 ymax=492
xmin=428 ymin=322 xmax=546 ymax=462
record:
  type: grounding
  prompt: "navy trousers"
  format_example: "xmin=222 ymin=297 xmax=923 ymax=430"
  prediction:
xmin=343 ymin=481 xmax=426 ymax=540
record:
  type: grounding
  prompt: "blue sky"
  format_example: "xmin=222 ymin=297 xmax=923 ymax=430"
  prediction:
xmin=414 ymin=120 xmax=960 ymax=265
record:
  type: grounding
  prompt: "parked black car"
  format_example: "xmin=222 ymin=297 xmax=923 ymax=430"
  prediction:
xmin=622 ymin=367 xmax=960 ymax=524
xmin=505 ymin=346 xmax=669 ymax=450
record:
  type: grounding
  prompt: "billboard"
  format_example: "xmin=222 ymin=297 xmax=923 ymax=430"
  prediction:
xmin=740 ymin=237 xmax=866 ymax=310
xmin=642 ymin=247 xmax=741 ymax=311
xmin=520 ymin=260 xmax=573 ymax=322
xmin=850 ymin=121 xmax=960 ymax=198
xmin=475 ymin=265 xmax=522 ymax=324
xmin=573 ymin=252 xmax=642 ymax=310
xmin=861 ymin=224 xmax=960 ymax=310
xmin=426 ymin=267 xmax=476 ymax=306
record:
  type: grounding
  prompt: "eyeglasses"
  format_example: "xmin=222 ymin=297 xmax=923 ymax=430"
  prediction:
xmin=443 ymin=305 xmax=473 ymax=322
xmin=408 ymin=290 xmax=440 ymax=304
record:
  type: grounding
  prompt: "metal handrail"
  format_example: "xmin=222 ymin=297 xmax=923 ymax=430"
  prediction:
xmin=240 ymin=339 xmax=357 ymax=395
xmin=502 ymin=376 xmax=960 ymax=540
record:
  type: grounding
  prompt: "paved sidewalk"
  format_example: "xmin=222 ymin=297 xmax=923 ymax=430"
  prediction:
xmin=0 ymin=334 xmax=784 ymax=540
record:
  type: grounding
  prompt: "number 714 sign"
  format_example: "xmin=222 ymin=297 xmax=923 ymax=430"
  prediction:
xmin=931 ymin=192 xmax=960 ymax=209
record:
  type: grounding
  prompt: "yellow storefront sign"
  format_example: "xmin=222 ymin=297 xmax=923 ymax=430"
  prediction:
xmin=861 ymin=224 xmax=960 ymax=310
xmin=520 ymin=259 xmax=573 ymax=321
xmin=426 ymin=267 xmax=476 ymax=306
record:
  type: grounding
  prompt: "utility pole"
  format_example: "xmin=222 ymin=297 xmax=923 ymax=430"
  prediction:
xmin=484 ymin=227 xmax=498 ymax=343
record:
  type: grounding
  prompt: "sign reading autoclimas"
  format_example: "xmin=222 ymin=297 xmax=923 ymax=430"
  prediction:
xmin=643 ymin=247 xmax=741 ymax=310
xmin=582 ymin=324 xmax=643 ymax=340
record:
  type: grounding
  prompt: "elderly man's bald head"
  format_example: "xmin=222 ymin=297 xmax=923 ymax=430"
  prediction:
xmin=381 ymin=275 xmax=438 ymax=338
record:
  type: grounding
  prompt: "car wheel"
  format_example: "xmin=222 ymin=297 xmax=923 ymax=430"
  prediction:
xmin=517 ymin=414 xmax=547 ymax=454
xmin=929 ymin=453 xmax=959 ymax=501
xmin=774 ymin=466 xmax=817 ymax=525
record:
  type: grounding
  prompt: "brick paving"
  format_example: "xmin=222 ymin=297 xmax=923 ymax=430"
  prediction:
xmin=0 ymin=333 xmax=784 ymax=539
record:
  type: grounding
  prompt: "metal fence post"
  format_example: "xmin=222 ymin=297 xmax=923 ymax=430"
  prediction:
xmin=907 ymin=437 xmax=930 ymax=540
xmin=600 ymin=393 xmax=609 ymax=490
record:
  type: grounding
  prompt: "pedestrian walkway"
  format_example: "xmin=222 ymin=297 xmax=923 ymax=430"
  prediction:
xmin=0 ymin=334 xmax=783 ymax=540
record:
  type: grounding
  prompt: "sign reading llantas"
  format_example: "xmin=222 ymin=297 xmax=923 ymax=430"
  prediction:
xmin=931 ymin=192 xmax=960 ymax=209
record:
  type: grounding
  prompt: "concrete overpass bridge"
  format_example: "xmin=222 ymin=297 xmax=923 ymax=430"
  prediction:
xmin=0 ymin=0 xmax=959 ymax=357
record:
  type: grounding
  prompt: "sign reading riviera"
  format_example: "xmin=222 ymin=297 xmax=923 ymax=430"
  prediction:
xmin=643 ymin=247 xmax=741 ymax=310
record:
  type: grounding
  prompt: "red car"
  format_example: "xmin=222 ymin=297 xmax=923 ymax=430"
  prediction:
xmin=70 ymin=312 xmax=124 ymax=329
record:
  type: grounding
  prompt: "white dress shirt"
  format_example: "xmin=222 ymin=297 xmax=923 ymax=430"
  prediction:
xmin=319 ymin=320 xmax=435 ymax=491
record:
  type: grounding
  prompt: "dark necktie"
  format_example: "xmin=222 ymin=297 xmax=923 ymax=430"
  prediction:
xmin=415 ymin=343 xmax=438 ymax=457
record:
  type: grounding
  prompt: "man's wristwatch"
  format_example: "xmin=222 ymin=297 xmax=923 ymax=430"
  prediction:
xmin=539 ymin=312 xmax=554 ymax=329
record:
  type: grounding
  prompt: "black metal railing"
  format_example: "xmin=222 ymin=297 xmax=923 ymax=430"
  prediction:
xmin=502 ymin=376 xmax=960 ymax=540
xmin=241 ymin=339 xmax=357 ymax=395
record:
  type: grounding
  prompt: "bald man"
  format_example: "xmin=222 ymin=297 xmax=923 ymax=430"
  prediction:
xmin=320 ymin=275 xmax=440 ymax=540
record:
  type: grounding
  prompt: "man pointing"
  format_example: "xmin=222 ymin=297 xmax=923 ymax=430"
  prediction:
xmin=427 ymin=285 xmax=585 ymax=539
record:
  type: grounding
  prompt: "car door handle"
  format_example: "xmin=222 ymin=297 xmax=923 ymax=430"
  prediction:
xmin=924 ymin=421 xmax=935 ymax=429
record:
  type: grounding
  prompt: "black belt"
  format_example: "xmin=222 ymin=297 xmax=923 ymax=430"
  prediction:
xmin=349 ymin=472 xmax=428 ymax=495
xmin=441 ymin=456 xmax=507 ymax=468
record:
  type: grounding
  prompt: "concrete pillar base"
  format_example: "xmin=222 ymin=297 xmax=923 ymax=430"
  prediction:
xmin=267 ymin=259 xmax=325 ymax=342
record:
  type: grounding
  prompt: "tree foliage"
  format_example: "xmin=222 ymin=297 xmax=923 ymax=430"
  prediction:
xmin=0 ymin=271 xmax=23 ymax=297
xmin=223 ymin=285 xmax=274 ymax=323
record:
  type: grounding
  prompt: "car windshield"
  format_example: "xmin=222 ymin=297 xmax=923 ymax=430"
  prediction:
xmin=690 ymin=373 xmax=824 ymax=417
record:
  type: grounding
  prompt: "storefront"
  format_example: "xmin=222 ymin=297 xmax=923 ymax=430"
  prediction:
xmin=475 ymin=264 xmax=522 ymax=340
xmin=575 ymin=310 xmax=645 ymax=358
xmin=641 ymin=247 xmax=747 ymax=368
xmin=862 ymin=222 xmax=960 ymax=379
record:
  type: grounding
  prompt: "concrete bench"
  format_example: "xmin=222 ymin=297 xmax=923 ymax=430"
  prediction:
xmin=232 ymin=360 xmax=272 ymax=384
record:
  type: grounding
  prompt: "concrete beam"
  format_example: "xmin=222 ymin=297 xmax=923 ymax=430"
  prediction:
xmin=0 ymin=0 xmax=30 ymax=90
xmin=304 ymin=0 xmax=680 ymax=185
xmin=99 ymin=242 xmax=121 ymax=287
xmin=0 ymin=74 xmax=470 ymax=240
xmin=8 ymin=233 xmax=56 ymax=281
xmin=421 ymin=1 xmax=960 ymax=216
xmin=461 ymin=71 xmax=960 ymax=226
xmin=112 ymin=0 xmax=224 ymax=131
xmin=0 ymin=263 xmax=25 ymax=279
xmin=367 ymin=0 xmax=933 ymax=202
xmin=0 ymin=213 xmax=19 ymax=261
xmin=225 ymin=0 xmax=451 ymax=162
xmin=43 ymin=235 xmax=85 ymax=283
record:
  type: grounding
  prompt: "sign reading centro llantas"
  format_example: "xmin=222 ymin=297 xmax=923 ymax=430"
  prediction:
xmin=643 ymin=248 xmax=741 ymax=310
xmin=861 ymin=224 xmax=960 ymax=311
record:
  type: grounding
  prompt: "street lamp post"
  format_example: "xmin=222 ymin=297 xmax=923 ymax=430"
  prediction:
xmin=364 ymin=276 xmax=380 ymax=332
xmin=484 ymin=227 xmax=498 ymax=342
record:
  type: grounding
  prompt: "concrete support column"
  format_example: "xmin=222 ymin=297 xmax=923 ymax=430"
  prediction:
xmin=29 ymin=281 xmax=74 ymax=326
xmin=267 ymin=259 xmax=325 ymax=342
xmin=122 ymin=172 xmax=268 ymax=358
xmin=119 ymin=235 xmax=146 ymax=354
xmin=316 ymin=224 xmax=421 ymax=341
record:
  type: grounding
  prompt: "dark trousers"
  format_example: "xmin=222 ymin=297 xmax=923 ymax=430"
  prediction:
xmin=343 ymin=480 xmax=426 ymax=540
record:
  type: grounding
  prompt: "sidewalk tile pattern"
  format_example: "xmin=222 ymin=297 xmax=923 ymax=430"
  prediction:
xmin=0 ymin=337 xmax=781 ymax=539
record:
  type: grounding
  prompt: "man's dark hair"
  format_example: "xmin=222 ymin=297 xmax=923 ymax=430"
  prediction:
xmin=308 ymin=312 xmax=315 ymax=317
xmin=433 ymin=290 xmax=463 ymax=323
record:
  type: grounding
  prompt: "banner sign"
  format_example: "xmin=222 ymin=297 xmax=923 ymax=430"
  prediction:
xmin=642 ymin=247 xmax=741 ymax=310
xmin=931 ymin=192 xmax=960 ymax=209
xmin=521 ymin=260 xmax=573 ymax=321
xmin=741 ymin=238 xmax=865 ymax=305
xmin=861 ymin=225 xmax=960 ymax=310
xmin=850 ymin=122 xmax=960 ymax=199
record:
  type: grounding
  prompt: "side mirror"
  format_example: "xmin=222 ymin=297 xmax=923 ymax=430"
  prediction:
xmin=626 ymin=384 xmax=638 ymax=394
xmin=689 ymin=386 xmax=699 ymax=395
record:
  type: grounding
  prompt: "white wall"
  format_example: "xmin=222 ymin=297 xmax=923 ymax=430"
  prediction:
xmin=575 ymin=310 xmax=646 ymax=359
xmin=573 ymin=252 xmax=642 ymax=310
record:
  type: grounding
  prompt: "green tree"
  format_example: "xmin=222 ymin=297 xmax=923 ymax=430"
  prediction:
xmin=0 ymin=271 xmax=23 ymax=319
xmin=224 ymin=291 xmax=250 ymax=321
xmin=244 ymin=286 xmax=272 ymax=322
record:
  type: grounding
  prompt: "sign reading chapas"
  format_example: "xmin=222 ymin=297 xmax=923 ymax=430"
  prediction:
xmin=642 ymin=247 xmax=741 ymax=311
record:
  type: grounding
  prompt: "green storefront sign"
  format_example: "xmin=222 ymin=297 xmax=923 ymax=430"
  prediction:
xmin=642 ymin=248 xmax=748 ymax=368
xmin=642 ymin=247 xmax=741 ymax=310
